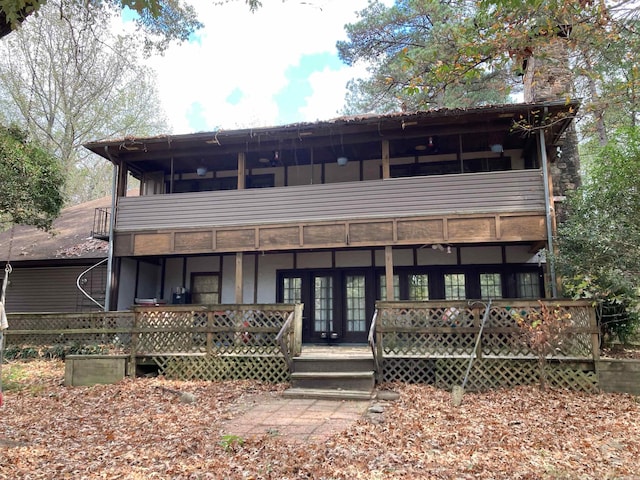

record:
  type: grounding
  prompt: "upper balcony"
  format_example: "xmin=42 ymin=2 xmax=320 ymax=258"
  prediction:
xmin=84 ymin=102 xmax=577 ymax=256
xmin=111 ymin=169 xmax=547 ymax=256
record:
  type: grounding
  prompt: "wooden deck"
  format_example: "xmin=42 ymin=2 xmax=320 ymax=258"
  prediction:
xmin=299 ymin=345 xmax=372 ymax=359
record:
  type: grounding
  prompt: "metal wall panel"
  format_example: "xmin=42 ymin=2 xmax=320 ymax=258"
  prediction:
xmin=116 ymin=170 xmax=545 ymax=232
xmin=4 ymin=265 xmax=106 ymax=313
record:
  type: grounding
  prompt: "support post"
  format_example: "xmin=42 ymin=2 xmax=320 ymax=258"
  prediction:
xmin=237 ymin=152 xmax=246 ymax=190
xmin=538 ymin=129 xmax=558 ymax=298
xmin=382 ymin=139 xmax=390 ymax=179
xmin=384 ymin=246 xmax=394 ymax=301
xmin=235 ymin=252 xmax=244 ymax=304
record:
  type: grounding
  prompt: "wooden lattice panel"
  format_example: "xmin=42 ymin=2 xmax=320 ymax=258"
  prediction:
xmin=133 ymin=306 xmax=292 ymax=356
xmin=382 ymin=357 xmax=598 ymax=392
xmin=382 ymin=331 xmax=477 ymax=357
xmin=382 ymin=358 xmax=436 ymax=383
xmin=151 ymin=355 xmax=289 ymax=383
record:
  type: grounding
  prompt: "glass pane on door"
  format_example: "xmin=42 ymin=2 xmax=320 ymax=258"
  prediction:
xmin=346 ymin=275 xmax=366 ymax=333
xmin=314 ymin=276 xmax=333 ymax=333
xmin=283 ymin=277 xmax=302 ymax=303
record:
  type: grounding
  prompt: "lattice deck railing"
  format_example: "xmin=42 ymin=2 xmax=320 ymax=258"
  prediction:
xmin=5 ymin=304 xmax=301 ymax=383
xmin=373 ymin=300 xmax=600 ymax=392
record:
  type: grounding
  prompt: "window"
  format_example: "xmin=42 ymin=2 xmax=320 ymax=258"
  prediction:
xmin=409 ymin=274 xmax=429 ymax=300
xmin=444 ymin=273 xmax=466 ymax=300
xmin=282 ymin=277 xmax=302 ymax=304
xmin=379 ymin=274 xmax=400 ymax=301
xmin=190 ymin=273 xmax=220 ymax=304
xmin=314 ymin=276 xmax=333 ymax=332
xmin=517 ymin=272 xmax=540 ymax=298
xmin=346 ymin=275 xmax=367 ymax=332
xmin=480 ymin=273 xmax=502 ymax=299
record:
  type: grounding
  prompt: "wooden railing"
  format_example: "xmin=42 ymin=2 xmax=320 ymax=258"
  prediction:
xmin=372 ymin=299 xmax=600 ymax=391
xmin=5 ymin=304 xmax=302 ymax=359
xmin=374 ymin=299 xmax=599 ymax=360
xmin=276 ymin=304 xmax=304 ymax=370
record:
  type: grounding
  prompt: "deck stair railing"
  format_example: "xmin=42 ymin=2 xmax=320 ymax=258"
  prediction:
xmin=367 ymin=309 xmax=381 ymax=380
xmin=276 ymin=304 xmax=304 ymax=371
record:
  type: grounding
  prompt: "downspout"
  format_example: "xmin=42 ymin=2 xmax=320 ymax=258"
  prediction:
xmin=104 ymin=146 xmax=118 ymax=311
xmin=538 ymin=125 xmax=558 ymax=298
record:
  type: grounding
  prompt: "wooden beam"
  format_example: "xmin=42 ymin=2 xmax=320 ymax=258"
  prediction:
xmin=385 ymin=246 xmax=394 ymax=301
xmin=382 ymin=139 xmax=390 ymax=179
xmin=235 ymin=252 xmax=243 ymax=303
xmin=237 ymin=152 xmax=246 ymax=190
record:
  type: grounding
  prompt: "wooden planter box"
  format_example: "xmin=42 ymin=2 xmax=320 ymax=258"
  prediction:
xmin=598 ymin=359 xmax=640 ymax=395
xmin=64 ymin=355 xmax=129 ymax=387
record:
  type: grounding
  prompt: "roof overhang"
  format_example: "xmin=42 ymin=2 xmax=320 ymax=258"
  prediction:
xmin=84 ymin=100 xmax=579 ymax=176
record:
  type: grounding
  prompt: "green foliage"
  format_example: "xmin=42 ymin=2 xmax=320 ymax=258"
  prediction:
xmin=219 ymin=434 xmax=244 ymax=452
xmin=557 ymin=127 xmax=640 ymax=343
xmin=3 ymin=342 xmax=111 ymax=360
xmin=0 ymin=363 xmax=28 ymax=392
xmin=0 ymin=0 xmax=168 ymax=204
xmin=338 ymin=0 xmax=511 ymax=112
xmin=0 ymin=0 xmax=202 ymax=53
xmin=513 ymin=301 xmax=574 ymax=390
xmin=0 ymin=125 xmax=64 ymax=230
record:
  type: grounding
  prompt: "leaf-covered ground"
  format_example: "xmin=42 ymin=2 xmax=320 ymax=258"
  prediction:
xmin=1 ymin=360 xmax=639 ymax=479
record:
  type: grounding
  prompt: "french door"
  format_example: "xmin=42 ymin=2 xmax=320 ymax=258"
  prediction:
xmin=279 ymin=270 xmax=373 ymax=344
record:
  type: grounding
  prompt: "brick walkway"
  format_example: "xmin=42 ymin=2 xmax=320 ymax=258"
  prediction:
xmin=221 ymin=394 xmax=371 ymax=443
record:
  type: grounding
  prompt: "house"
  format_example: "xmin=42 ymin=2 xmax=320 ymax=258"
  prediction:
xmin=0 ymin=196 xmax=109 ymax=312
xmin=83 ymin=101 xmax=576 ymax=345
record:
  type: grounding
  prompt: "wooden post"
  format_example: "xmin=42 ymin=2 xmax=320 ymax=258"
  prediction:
xmin=294 ymin=303 xmax=304 ymax=356
xmin=235 ymin=252 xmax=244 ymax=304
xmin=382 ymin=139 xmax=390 ymax=179
xmin=238 ymin=152 xmax=246 ymax=190
xmin=589 ymin=306 xmax=600 ymax=361
xmin=130 ymin=309 xmax=139 ymax=374
xmin=206 ymin=309 xmax=213 ymax=355
xmin=384 ymin=246 xmax=394 ymax=301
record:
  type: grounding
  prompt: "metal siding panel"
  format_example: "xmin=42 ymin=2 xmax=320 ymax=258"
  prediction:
xmin=4 ymin=266 xmax=105 ymax=313
xmin=116 ymin=170 xmax=545 ymax=231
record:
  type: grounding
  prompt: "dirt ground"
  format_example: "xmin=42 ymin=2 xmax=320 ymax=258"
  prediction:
xmin=1 ymin=359 xmax=639 ymax=479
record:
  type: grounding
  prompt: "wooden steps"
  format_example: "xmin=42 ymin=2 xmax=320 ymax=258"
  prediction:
xmin=283 ymin=347 xmax=376 ymax=401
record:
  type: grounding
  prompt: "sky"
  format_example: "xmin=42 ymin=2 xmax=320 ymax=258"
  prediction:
xmin=136 ymin=0 xmax=388 ymax=134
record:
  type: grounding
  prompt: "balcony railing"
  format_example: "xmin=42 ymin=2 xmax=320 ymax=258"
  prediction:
xmin=115 ymin=170 xmax=545 ymax=232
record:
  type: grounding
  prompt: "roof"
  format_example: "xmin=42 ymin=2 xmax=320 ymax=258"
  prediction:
xmin=0 ymin=196 xmax=110 ymax=265
xmin=84 ymin=100 xmax=579 ymax=178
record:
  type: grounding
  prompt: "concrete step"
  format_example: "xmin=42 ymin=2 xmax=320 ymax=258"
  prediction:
xmin=292 ymin=356 xmax=374 ymax=373
xmin=290 ymin=370 xmax=375 ymax=392
xmin=282 ymin=387 xmax=375 ymax=401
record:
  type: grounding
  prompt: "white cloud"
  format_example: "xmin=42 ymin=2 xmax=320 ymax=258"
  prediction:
xmin=141 ymin=0 xmax=376 ymax=133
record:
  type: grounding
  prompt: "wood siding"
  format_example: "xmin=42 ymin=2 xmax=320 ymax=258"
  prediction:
xmin=114 ymin=170 xmax=547 ymax=256
xmin=117 ymin=170 xmax=544 ymax=230
xmin=4 ymin=265 xmax=106 ymax=313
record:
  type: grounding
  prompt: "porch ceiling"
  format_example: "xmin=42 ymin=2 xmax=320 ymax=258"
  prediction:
xmin=84 ymin=101 xmax=578 ymax=177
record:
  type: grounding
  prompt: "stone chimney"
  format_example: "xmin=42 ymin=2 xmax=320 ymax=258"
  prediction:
xmin=523 ymin=35 xmax=581 ymax=222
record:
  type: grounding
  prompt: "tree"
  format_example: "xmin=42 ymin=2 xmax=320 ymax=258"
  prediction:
xmin=338 ymin=0 xmax=640 ymax=140
xmin=0 ymin=0 xmax=168 ymax=203
xmin=557 ymin=127 xmax=640 ymax=342
xmin=0 ymin=126 xmax=64 ymax=230
xmin=0 ymin=0 xmax=202 ymax=53
xmin=337 ymin=0 xmax=512 ymax=113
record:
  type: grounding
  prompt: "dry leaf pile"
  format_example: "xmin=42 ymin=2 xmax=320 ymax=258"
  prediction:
xmin=1 ymin=360 xmax=639 ymax=479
